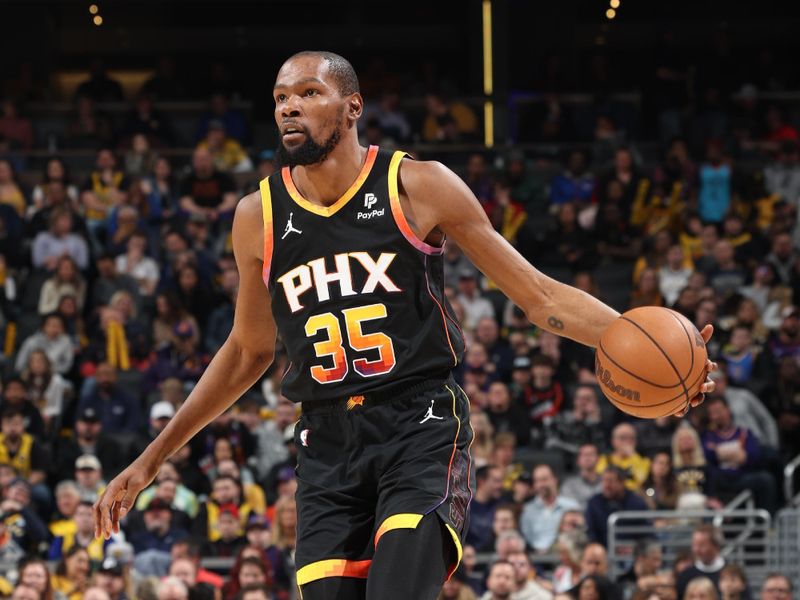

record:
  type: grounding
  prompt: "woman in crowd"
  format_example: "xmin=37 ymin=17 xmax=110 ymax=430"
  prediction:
xmin=38 ymin=255 xmax=87 ymax=315
xmin=51 ymin=546 xmax=91 ymax=600
xmin=31 ymin=157 xmax=79 ymax=214
xmin=642 ymin=451 xmax=679 ymax=510
xmin=18 ymin=557 xmax=56 ymax=600
xmin=21 ymin=349 xmax=74 ymax=434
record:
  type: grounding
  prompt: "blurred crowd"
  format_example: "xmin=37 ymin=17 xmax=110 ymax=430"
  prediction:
xmin=0 ymin=48 xmax=797 ymax=600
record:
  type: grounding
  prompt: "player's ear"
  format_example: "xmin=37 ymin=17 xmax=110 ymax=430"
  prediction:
xmin=347 ymin=93 xmax=363 ymax=123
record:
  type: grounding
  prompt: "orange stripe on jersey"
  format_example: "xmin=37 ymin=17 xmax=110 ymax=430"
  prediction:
xmin=388 ymin=151 xmax=444 ymax=255
xmin=259 ymin=177 xmax=274 ymax=285
xmin=296 ymin=558 xmax=372 ymax=586
xmin=282 ymin=145 xmax=379 ymax=217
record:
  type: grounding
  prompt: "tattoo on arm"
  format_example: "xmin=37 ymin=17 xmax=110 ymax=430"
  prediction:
xmin=547 ymin=316 xmax=565 ymax=330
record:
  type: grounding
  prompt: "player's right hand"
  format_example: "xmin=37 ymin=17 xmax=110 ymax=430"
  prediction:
xmin=94 ymin=459 xmax=159 ymax=540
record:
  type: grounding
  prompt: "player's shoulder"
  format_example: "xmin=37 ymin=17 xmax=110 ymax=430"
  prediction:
xmin=235 ymin=190 xmax=264 ymax=220
xmin=397 ymin=155 xmax=461 ymax=196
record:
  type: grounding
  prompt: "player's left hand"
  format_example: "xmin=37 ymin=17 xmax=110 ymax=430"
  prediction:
xmin=673 ymin=324 xmax=717 ymax=417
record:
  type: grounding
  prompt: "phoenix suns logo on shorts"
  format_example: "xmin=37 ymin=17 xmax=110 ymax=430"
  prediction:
xmin=595 ymin=356 xmax=641 ymax=402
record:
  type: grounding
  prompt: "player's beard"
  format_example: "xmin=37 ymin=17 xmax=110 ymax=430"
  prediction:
xmin=276 ymin=118 xmax=344 ymax=167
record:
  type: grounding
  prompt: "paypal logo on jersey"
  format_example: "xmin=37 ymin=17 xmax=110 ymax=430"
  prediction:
xmin=358 ymin=193 xmax=384 ymax=220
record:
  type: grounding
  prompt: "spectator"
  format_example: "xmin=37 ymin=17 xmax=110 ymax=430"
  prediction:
xmin=596 ymin=423 xmax=651 ymax=492
xmin=618 ymin=539 xmax=663 ymax=590
xmin=195 ymin=92 xmax=249 ymax=144
xmin=203 ymin=503 xmax=247 ymax=558
xmin=197 ymin=120 xmax=253 ymax=173
xmin=178 ymin=147 xmax=238 ymax=224
xmin=467 ymin=468 xmax=504 ymax=549
xmin=31 ymin=209 xmax=90 ymax=272
xmin=579 ymin=543 xmax=610 ymax=580
xmin=205 ymin=267 xmax=238 ymax=354
xmin=93 ymin=556 xmax=131 ymax=600
xmin=120 ymin=94 xmax=174 ymax=148
xmin=51 ymin=545 xmax=91 ymax=600
xmin=671 ymin=425 xmax=719 ymax=509
xmin=507 ymin=550 xmax=552 ymax=600
xmin=193 ymin=475 xmax=254 ymax=543
xmin=48 ymin=500 xmax=105 ymax=561
xmin=422 ymin=92 xmax=478 ymax=143
xmin=65 ymin=95 xmax=113 ymax=150
xmin=0 ymin=100 xmax=33 ymax=151
xmin=53 ymin=406 xmax=127 ymax=483
xmin=550 ymin=149 xmax=595 ymax=207
xmin=17 ymin=557 xmax=55 ymax=600
xmin=0 ymin=159 xmax=26 ymax=217
xmin=718 ymin=564 xmax=748 ymax=600
xmin=547 ymin=387 xmax=607 ymax=459
xmin=456 ymin=270 xmax=495 ymax=331
xmin=115 ymin=230 xmax=160 ymax=297
xmin=77 ymin=362 xmax=142 ymax=435
xmin=706 ymin=366 xmax=779 ymax=450
xmin=642 ymin=452 xmax=679 ymax=510
xmin=561 ymin=444 xmax=604 ymax=510
xmin=79 ymin=148 xmax=129 ymax=248
xmin=38 ymin=255 xmax=87 ymax=315
xmin=635 ymin=415 xmax=678 ymax=458
xmin=765 ymin=233 xmax=796 ymax=286
xmin=553 ymin=529 xmax=588 ymax=593
xmin=0 ymin=512 xmax=25 ymax=566
xmin=485 ymin=381 xmax=530 ymax=446
xmin=482 ymin=560 xmax=517 ymax=600
xmin=49 ymin=480 xmax=81 ymax=537
xmin=135 ymin=461 xmax=198 ymax=518
xmin=701 ymin=396 xmax=778 ymax=513
xmin=760 ymin=574 xmax=793 ymax=600
xmin=660 ymin=245 xmax=694 ymax=306
xmin=0 ymin=375 xmax=45 ymax=439
xmin=585 ymin=467 xmax=648 ymax=547
xmin=2 ymin=476 xmax=49 ymax=551
xmin=527 ymin=353 xmax=564 ymax=432
xmin=0 ymin=406 xmax=48 ymax=484
xmin=708 ymin=240 xmax=747 ymax=300
xmin=520 ymin=464 xmax=580 ymax=553
xmin=684 ymin=578 xmax=719 ymax=600
xmin=30 ymin=158 xmax=80 ymax=216
xmin=698 ymin=141 xmax=732 ymax=224
xmin=74 ymin=454 xmax=106 ymax=503
xmin=128 ymin=498 xmax=189 ymax=554
xmin=145 ymin=319 xmax=210 ymax=393
xmin=676 ymin=525 xmax=726 ymax=597
xmin=157 ymin=577 xmax=189 ymax=600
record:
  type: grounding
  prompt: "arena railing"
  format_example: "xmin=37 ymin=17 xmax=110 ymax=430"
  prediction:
xmin=771 ymin=508 xmax=800 ymax=592
xmin=607 ymin=507 xmax=772 ymax=589
xmin=784 ymin=453 xmax=800 ymax=508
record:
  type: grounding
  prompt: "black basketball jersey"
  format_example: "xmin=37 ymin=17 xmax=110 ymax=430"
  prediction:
xmin=259 ymin=146 xmax=465 ymax=402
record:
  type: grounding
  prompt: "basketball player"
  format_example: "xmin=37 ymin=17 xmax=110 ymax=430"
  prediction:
xmin=95 ymin=51 xmax=715 ymax=599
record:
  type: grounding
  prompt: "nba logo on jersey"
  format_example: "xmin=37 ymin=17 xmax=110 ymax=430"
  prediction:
xmin=358 ymin=193 xmax=384 ymax=220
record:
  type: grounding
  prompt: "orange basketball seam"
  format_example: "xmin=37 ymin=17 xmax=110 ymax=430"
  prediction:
xmin=665 ymin=309 xmax=697 ymax=382
xmin=597 ymin=340 xmax=682 ymax=389
xmin=620 ymin=315 xmax=690 ymax=407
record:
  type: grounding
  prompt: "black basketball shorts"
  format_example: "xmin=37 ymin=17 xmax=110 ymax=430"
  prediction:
xmin=292 ymin=376 xmax=475 ymax=588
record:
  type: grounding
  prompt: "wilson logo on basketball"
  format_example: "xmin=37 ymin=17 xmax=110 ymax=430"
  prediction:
xmin=595 ymin=357 xmax=641 ymax=402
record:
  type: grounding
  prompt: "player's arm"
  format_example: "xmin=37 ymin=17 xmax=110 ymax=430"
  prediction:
xmin=94 ymin=191 xmax=277 ymax=539
xmin=400 ymin=159 xmax=618 ymax=347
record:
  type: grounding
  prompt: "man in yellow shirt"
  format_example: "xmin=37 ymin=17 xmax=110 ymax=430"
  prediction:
xmin=595 ymin=423 xmax=651 ymax=492
xmin=196 ymin=120 xmax=253 ymax=173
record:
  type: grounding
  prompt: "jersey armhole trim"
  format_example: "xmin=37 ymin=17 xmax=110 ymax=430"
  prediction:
xmin=388 ymin=151 xmax=445 ymax=255
xmin=259 ymin=176 xmax=274 ymax=286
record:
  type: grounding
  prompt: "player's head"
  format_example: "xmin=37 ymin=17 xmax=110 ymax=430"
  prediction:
xmin=273 ymin=50 xmax=362 ymax=167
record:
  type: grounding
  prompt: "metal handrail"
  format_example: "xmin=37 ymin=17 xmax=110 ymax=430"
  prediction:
xmin=784 ymin=453 xmax=800 ymax=507
xmin=607 ymin=508 xmax=772 ymax=580
xmin=713 ymin=489 xmax=754 ymax=528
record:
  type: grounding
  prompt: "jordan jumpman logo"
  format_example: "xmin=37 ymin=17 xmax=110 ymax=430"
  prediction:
xmin=419 ymin=400 xmax=445 ymax=424
xmin=282 ymin=212 xmax=303 ymax=239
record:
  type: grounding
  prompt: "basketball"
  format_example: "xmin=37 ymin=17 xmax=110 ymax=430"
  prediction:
xmin=595 ymin=306 xmax=708 ymax=419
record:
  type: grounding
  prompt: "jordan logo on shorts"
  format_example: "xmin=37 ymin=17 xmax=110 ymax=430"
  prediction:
xmin=282 ymin=212 xmax=303 ymax=239
xmin=419 ymin=400 xmax=444 ymax=424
